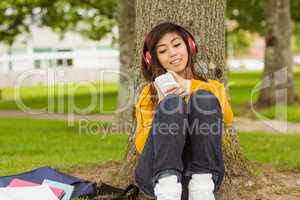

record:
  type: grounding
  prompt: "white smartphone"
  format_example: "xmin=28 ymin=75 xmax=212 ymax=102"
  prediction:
xmin=154 ymin=72 xmax=178 ymax=95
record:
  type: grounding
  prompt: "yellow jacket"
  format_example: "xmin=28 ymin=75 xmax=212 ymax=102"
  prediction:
xmin=134 ymin=79 xmax=234 ymax=155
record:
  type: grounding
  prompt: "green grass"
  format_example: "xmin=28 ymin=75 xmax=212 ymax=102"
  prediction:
xmin=228 ymin=70 xmax=300 ymax=122
xmin=0 ymin=117 xmax=128 ymax=176
xmin=0 ymin=71 xmax=300 ymax=121
xmin=239 ymin=131 xmax=300 ymax=170
xmin=0 ymin=82 xmax=118 ymax=114
xmin=1 ymin=116 xmax=299 ymax=175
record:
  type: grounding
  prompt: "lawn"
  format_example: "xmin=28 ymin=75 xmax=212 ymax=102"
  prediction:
xmin=0 ymin=117 xmax=128 ymax=176
xmin=0 ymin=82 xmax=118 ymax=114
xmin=1 ymin=117 xmax=299 ymax=176
xmin=238 ymin=131 xmax=300 ymax=171
xmin=228 ymin=70 xmax=300 ymax=122
xmin=0 ymin=71 xmax=299 ymax=121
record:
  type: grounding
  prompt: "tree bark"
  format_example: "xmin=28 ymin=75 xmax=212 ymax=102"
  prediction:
xmin=257 ymin=0 xmax=299 ymax=107
xmin=117 ymin=1 xmax=251 ymax=199
xmin=114 ymin=0 xmax=136 ymax=132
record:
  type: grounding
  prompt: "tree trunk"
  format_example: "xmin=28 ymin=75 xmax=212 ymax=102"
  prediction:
xmin=257 ymin=0 xmax=299 ymax=107
xmin=117 ymin=1 xmax=251 ymax=199
xmin=114 ymin=0 xmax=136 ymax=132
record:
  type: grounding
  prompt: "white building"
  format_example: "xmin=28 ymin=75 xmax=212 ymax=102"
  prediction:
xmin=0 ymin=25 xmax=120 ymax=87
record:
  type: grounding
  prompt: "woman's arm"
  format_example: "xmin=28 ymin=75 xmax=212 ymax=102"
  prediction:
xmin=134 ymin=84 xmax=154 ymax=154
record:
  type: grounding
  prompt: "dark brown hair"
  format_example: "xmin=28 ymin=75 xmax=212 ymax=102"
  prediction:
xmin=141 ymin=22 xmax=207 ymax=106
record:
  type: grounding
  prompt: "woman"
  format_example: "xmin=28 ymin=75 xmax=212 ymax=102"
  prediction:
xmin=134 ymin=22 xmax=233 ymax=200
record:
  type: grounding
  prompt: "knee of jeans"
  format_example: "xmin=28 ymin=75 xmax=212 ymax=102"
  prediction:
xmin=189 ymin=90 xmax=221 ymax=112
xmin=157 ymin=94 xmax=186 ymax=112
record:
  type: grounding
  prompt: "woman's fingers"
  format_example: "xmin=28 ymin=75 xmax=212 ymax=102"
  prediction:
xmin=166 ymin=83 xmax=188 ymax=97
xmin=177 ymin=88 xmax=186 ymax=96
xmin=179 ymin=91 xmax=189 ymax=98
xmin=156 ymin=82 xmax=188 ymax=99
xmin=175 ymin=82 xmax=185 ymax=94
xmin=153 ymin=82 xmax=164 ymax=102
xmin=164 ymin=84 xmax=179 ymax=94
xmin=177 ymin=88 xmax=189 ymax=98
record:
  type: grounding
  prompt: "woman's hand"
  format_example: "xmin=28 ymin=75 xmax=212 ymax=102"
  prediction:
xmin=153 ymin=70 xmax=191 ymax=103
xmin=153 ymin=82 xmax=179 ymax=103
xmin=167 ymin=70 xmax=191 ymax=99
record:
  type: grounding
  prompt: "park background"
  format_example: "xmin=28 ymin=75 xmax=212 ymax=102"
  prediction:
xmin=0 ymin=0 xmax=300 ymax=199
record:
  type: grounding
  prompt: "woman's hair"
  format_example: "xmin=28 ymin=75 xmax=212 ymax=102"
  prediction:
xmin=141 ymin=22 xmax=207 ymax=106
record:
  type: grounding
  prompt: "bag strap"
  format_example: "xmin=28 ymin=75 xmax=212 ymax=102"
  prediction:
xmin=97 ymin=182 xmax=124 ymax=196
xmin=96 ymin=182 xmax=139 ymax=200
xmin=118 ymin=184 xmax=139 ymax=198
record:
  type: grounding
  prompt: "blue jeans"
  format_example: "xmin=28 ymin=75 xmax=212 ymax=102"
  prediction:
xmin=134 ymin=90 xmax=225 ymax=199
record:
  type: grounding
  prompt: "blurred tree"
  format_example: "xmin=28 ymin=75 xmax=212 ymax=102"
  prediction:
xmin=118 ymin=1 xmax=251 ymax=200
xmin=226 ymin=29 xmax=252 ymax=57
xmin=226 ymin=0 xmax=300 ymax=56
xmin=292 ymin=23 xmax=300 ymax=54
xmin=0 ymin=0 xmax=117 ymax=45
xmin=257 ymin=0 xmax=299 ymax=106
xmin=39 ymin=0 xmax=117 ymax=41
xmin=227 ymin=0 xmax=300 ymax=106
xmin=0 ymin=0 xmax=118 ymax=108
xmin=227 ymin=0 xmax=300 ymax=35
xmin=226 ymin=0 xmax=264 ymax=34
xmin=114 ymin=0 xmax=136 ymax=130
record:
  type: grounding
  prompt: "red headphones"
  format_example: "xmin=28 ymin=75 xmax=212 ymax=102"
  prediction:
xmin=142 ymin=23 xmax=198 ymax=68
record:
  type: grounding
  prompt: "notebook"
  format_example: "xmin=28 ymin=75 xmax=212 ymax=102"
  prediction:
xmin=0 ymin=185 xmax=59 ymax=200
xmin=42 ymin=179 xmax=74 ymax=200
xmin=0 ymin=191 xmax=14 ymax=200
xmin=7 ymin=178 xmax=65 ymax=199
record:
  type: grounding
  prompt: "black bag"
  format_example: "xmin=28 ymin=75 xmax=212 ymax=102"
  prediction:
xmin=96 ymin=182 xmax=139 ymax=200
xmin=0 ymin=166 xmax=139 ymax=200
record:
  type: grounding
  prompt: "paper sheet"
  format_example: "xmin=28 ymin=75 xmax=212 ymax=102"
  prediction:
xmin=0 ymin=185 xmax=58 ymax=200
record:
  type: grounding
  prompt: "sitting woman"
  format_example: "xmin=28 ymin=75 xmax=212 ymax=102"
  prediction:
xmin=134 ymin=22 xmax=233 ymax=200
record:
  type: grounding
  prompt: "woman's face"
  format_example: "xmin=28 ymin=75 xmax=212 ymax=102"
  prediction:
xmin=155 ymin=32 xmax=189 ymax=77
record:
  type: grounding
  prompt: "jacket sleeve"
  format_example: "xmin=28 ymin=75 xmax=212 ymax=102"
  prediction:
xmin=190 ymin=79 xmax=234 ymax=127
xmin=217 ymin=81 xmax=234 ymax=127
xmin=134 ymin=85 xmax=153 ymax=154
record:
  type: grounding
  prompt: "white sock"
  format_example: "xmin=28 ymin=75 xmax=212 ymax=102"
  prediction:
xmin=154 ymin=175 xmax=182 ymax=200
xmin=188 ymin=173 xmax=215 ymax=200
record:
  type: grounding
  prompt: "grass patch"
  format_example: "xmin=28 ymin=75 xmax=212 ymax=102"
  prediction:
xmin=0 ymin=71 xmax=300 ymax=121
xmin=228 ymin=70 xmax=300 ymax=122
xmin=1 ymin=117 xmax=299 ymax=176
xmin=0 ymin=117 xmax=128 ymax=176
xmin=239 ymin=131 xmax=300 ymax=170
xmin=0 ymin=82 xmax=118 ymax=114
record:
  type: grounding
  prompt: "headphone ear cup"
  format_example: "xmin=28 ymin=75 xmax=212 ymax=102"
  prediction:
xmin=145 ymin=51 xmax=152 ymax=66
xmin=188 ymin=37 xmax=197 ymax=57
